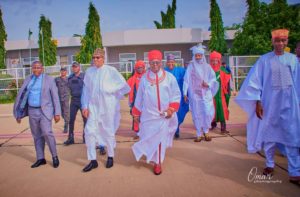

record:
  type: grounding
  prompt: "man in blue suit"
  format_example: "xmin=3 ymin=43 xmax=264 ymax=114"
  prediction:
xmin=13 ymin=60 xmax=61 ymax=168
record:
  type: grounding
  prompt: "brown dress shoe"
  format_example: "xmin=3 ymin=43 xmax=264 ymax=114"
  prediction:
xmin=263 ymin=167 xmax=274 ymax=176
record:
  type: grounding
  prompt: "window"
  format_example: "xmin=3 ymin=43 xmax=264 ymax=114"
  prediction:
xmin=164 ymin=51 xmax=181 ymax=59
xmin=60 ymin=55 xmax=68 ymax=65
xmin=119 ymin=53 xmax=136 ymax=62
xmin=22 ymin=57 xmax=39 ymax=65
xmin=143 ymin=52 xmax=149 ymax=61
xmin=118 ymin=53 xmax=136 ymax=75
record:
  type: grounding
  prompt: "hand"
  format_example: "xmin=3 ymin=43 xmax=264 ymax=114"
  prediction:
xmin=54 ymin=115 xmax=60 ymax=123
xmin=164 ymin=108 xmax=174 ymax=119
xmin=202 ymin=81 xmax=209 ymax=88
xmin=184 ymin=95 xmax=189 ymax=103
xmin=82 ymin=109 xmax=89 ymax=119
xmin=133 ymin=116 xmax=140 ymax=123
xmin=16 ymin=118 xmax=21 ymax=124
xmin=256 ymin=101 xmax=263 ymax=120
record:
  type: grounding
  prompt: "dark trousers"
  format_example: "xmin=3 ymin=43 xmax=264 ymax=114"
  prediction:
xmin=69 ymin=99 xmax=87 ymax=137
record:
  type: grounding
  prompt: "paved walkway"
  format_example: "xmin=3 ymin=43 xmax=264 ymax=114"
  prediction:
xmin=0 ymin=98 xmax=299 ymax=197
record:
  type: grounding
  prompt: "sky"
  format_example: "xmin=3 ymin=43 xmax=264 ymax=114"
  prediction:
xmin=1 ymin=0 xmax=299 ymax=41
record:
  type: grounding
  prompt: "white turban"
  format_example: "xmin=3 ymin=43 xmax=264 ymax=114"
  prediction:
xmin=190 ymin=44 xmax=206 ymax=55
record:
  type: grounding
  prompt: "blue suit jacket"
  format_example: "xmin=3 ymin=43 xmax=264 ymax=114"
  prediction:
xmin=13 ymin=74 xmax=61 ymax=120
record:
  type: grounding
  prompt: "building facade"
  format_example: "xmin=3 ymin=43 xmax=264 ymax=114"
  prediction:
xmin=4 ymin=28 xmax=236 ymax=68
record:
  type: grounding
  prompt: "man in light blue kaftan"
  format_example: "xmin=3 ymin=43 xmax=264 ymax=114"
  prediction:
xmin=235 ymin=29 xmax=300 ymax=184
xmin=164 ymin=54 xmax=189 ymax=139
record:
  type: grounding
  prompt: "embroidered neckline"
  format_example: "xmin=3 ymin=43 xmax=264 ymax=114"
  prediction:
xmin=146 ymin=69 xmax=166 ymax=84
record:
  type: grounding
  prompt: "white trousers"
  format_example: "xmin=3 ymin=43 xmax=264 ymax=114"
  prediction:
xmin=85 ymin=119 xmax=116 ymax=160
xmin=264 ymin=142 xmax=300 ymax=176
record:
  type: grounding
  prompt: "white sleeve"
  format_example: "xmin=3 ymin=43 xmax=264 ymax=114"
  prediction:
xmin=81 ymin=71 xmax=90 ymax=109
xmin=183 ymin=66 xmax=191 ymax=96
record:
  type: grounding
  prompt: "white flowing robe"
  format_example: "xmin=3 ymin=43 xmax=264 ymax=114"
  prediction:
xmin=235 ymin=52 xmax=300 ymax=153
xmin=132 ymin=69 xmax=181 ymax=164
xmin=81 ymin=65 xmax=130 ymax=159
xmin=183 ymin=58 xmax=219 ymax=134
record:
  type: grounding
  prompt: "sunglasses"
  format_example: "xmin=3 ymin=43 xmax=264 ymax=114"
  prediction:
xmin=149 ymin=61 xmax=161 ymax=65
xmin=32 ymin=67 xmax=42 ymax=70
xmin=92 ymin=56 xmax=103 ymax=59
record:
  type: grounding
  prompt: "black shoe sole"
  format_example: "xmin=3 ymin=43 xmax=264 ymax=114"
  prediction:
xmin=82 ymin=164 xmax=98 ymax=172
xmin=82 ymin=166 xmax=97 ymax=172
xmin=31 ymin=161 xmax=46 ymax=168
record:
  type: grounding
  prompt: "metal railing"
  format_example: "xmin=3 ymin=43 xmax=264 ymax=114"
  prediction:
xmin=228 ymin=56 xmax=260 ymax=92
xmin=0 ymin=62 xmax=133 ymax=101
xmin=0 ymin=56 xmax=260 ymax=102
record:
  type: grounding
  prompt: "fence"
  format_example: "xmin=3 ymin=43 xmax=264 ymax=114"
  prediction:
xmin=0 ymin=61 xmax=133 ymax=102
xmin=228 ymin=55 xmax=260 ymax=92
xmin=0 ymin=56 xmax=259 ymax=102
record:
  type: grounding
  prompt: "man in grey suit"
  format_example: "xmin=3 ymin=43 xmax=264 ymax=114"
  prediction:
xmin=13 ymin=60 xmax=61 ymax=168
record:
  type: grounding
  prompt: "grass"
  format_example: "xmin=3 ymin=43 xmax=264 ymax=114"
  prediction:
xmin=0 ymin=94 xmax=15 ymax=104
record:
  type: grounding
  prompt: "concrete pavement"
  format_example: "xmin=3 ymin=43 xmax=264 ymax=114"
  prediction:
xmin=0 ymin=98 xmax=299 ymax=197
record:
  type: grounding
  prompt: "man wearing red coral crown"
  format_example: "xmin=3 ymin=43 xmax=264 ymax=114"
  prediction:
xmin=131 ymin=50 xmax=181 ymax=175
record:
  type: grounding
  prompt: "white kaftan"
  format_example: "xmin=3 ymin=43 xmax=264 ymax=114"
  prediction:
xmin=81 ymin=65 xmax=130 ymax=160
xmin=132 ymin=69 xmax=181 ymax=164
xmin=183 ymin=58 xmax=219 ymax=136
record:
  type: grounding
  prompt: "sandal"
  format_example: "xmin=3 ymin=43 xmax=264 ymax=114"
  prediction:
xmin=194 ymin=136 xmax=203 ymax=142
xmin=204 ymin=133 xmax=212 ymax=141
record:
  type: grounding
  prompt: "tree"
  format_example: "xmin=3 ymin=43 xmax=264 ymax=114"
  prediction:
xmin=231 ymin=0 xmax=300 ymax=55
xmin=224 ymin=23 xmax=241 ymax=30
xmin=154 ymin=0 xmax=176 ymax=29
xmin=288 ymin=4 xmax=300 ymax=52
xmin=76 ymin=2 xmax=103 ymax=64
xmin=38 ymin=15 xmax=57 ymax=66
xmin=268 ymin=0 xmax=300 ymax=51
xmin=208 ymin=0 xmax=227 ymax=54
xmin=231 ymin=0 xmax=271 ymax=55
xmin=0 ymin=8 xmax=7 ymax=69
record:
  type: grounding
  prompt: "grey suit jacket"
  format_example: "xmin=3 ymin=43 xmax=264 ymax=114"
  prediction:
xmin=13 ymin=74 xmax=61 ymax=120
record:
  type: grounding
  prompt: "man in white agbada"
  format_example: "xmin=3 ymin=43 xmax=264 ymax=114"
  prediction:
xmin=183 ymin=45 xmax=219 ymax=142
xmin=81 ymin=48 xmax=130 ymax=172
xmin=132 ymin=50 xmax=181 ymax=175
xmin=235 ymin=29 xmax=300 ymax=185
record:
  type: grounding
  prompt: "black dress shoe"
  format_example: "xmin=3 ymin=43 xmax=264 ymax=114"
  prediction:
xmin=210 ymin=121 xmax=217 ymax=130
xmin=31 ymin=159 xmax=46 ymax=168
xmin=82 ymin=160 xmax=98 ymax=172
xmin=221 ymin=122 xmax=229 ymax=133
xmin=64 ymin=137 xmax=74 ymax=145
xmin=53 ymin=156 xmax=59 ymax=168
xmin=106 ymin=157 xmax=114 ymax=168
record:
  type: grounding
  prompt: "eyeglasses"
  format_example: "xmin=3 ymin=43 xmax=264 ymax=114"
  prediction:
xmin=92 ymin=56 xmax=103 ymax=60
xmin=149 ymin=61 xmax=161 ymax=65
xmin=32 ymin=67 xmax=42 ymax=70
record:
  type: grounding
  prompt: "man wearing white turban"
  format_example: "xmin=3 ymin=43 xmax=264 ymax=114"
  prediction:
xmin=183 ymin=45 xmax=219 ymax=142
